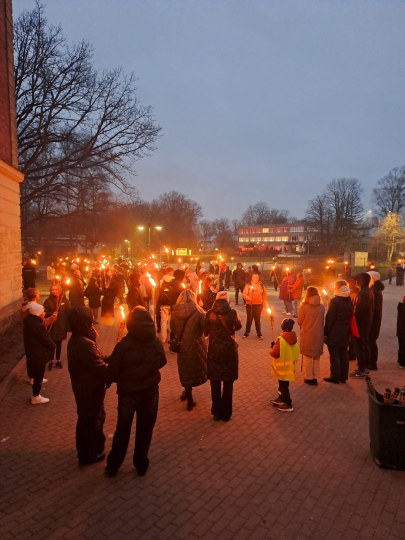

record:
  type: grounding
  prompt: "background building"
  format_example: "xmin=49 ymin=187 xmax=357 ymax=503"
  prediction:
xmin=0 ymin=0 xmax=24 ymax=331
xmin=238 ymin=221 xmax=314 ymax=255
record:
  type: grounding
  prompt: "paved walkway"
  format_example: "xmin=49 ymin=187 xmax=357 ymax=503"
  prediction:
xmin=1 ymin=283 xmax=405 ymax=540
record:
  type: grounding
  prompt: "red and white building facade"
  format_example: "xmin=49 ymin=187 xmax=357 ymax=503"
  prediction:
xmin=238 ymin=221 xmax=313 ymax=254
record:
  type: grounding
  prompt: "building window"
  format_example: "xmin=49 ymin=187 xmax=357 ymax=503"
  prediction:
xmin=270 ymin=228 xmax=273 ymax=233
xmin=281 ymin=236 xmax=289 ymax=242
xmin=290 ymin=226 xmax=304 ymax=232
xmin=262 ymin=228 xmax=269 ymax=233
xmin=277 ymin=228 xmax=281 ymax=233
xmin=283 ymin=227 xmax=288 ymax=232
xmin=239 ymin=229 xmax=244 ymax=234
xmin=276 ymin=236 xmax=282 ymax=241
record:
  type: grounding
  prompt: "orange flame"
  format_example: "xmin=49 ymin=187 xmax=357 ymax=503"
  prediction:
xmin=322 ymin=289 xmax=328 ymax=295
xmin=119 ymin=305 xmax=125 ymax=320
xmin=267 ymin=307 xmax=272 ymax=315
xmin=66 ymin=278 xmax=70 ymax=285
xmin=146 ymin=272 xmax=156 ymax=287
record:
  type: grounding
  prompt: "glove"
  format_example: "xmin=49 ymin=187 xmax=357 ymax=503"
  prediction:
xmin=271 ymin=341 xmax=275 ymax=348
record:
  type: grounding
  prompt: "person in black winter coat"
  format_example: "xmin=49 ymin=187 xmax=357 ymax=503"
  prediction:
xmin=367 ymin=271 xmax=384 ymax=370
xmin=200 ymin=276 xmax=216 ymax=311
xmin=22 ymin=259 xmax=37 ymax=291
xmin=126 ymin=283 xmax=146 ymax=313
xmin=396 ymin=264 xmax=404 ymax=286
xmin=104 ymin=308 xmax=167 ymax=476
xmin=232 ymin=263 xmax=246 ymax=305
xmin=84 ymin=277 xmax=102 ymax=323
xmin=324 ymin=281 xmax=352 ymax=384
xmin=44 ymin=284 xmax=70 ymax=370
xmin=350 ymin=273 xmax=374 ymax=379
xmin=204 ymin=291 xmax=242 ymax=421
xmin=67 ymin=307 xmax=110 ymax=466
xmin=23 ymin=303 xmax=55 ymax=404
xmin=397 ymin=296 xmax=405 ymax=368
xmin=69 ymin=271 xmax=85 ymax=307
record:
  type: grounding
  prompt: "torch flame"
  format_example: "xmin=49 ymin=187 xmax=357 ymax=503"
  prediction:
xmin=182 ymin=283 xmax=186 ymax=289
xmin=146 ymin=272 xmax=156 ymax=287
xmin=66 ymin=278 xmax=70 ymax=285
xmin=267 ymin=307 xmax=272 ymax=315
xmin=285 ymin=267 xmax=289 ymax=272
xmin=55 ymin=275 xmax=60 ymax=280
xmin=76 ymin=258 xmax=79 ymax=263
xmin=85 ymin=266 xmax=88 ymax=272
xmin=198 ymin=280 xmax=202 ymax=294
xmin=322 ymin=289 xmax=328 ymax=295
xmin=120 ymin=305 xmax=125 ymax=320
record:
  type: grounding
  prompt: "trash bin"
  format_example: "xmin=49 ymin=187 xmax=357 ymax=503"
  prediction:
xmin=368 ymin=391 xmax=405 ymax=470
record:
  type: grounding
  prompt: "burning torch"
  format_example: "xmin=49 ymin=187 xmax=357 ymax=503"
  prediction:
xmin=267 ymin=306 xmax=274 ymax=342
xmin=117 ymin=305 xmax=126 ymax=343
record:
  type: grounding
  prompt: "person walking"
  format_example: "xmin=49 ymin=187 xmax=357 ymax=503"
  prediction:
xmin=23 ymin=303 xmax=55 ymax=404
xmin=388 ymin=267 xmax=393 ymax=285
xmin=232 ymin=263 xmax=246 ymax=305
xmin=279 ymin=275 xmax=293 ymax=315
xmin=204 ymin=291 xmax=242 ymax=421
xmin=289 ymin=272 xmax=304 ymax=318
xmin=44 ymin=284 xmax=70 ymax=370
xmin=69 ymin=270 xmax=85 ymax=307
xmin=84 ymin=277 xmax=102 ymax=324
xmin=67 ymin=307 xmax=110 ymax=466
xmin=269 ymin=318 xmax=300 ymax=412
xmin=171 ymin=290 xmax=208 ymax=410
xmin=297 ymin=287 xmax=325 ymax=386
xmin=367 ymin=271 xmax=384 ymax=370
xmin=104 ymin=307 xmax=167 ymax=476
xmin=46 ymin=262 xmax=56 ymax=286
xmin=101 ymin=268 xmax=116 ymax=318
xmin=224 ymin=265 xmax=231 ymax=290
xmin=242 ymin=273 xmax=267 ymax=339
xmin=158 ymin=266 xmax=175 ymax=343
xmin=350 ymin=273 xmax=374 ymax=379
xmin=324 ymin=281 xmax=352 ymax=384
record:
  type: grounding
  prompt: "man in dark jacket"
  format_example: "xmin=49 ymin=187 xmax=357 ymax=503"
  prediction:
xmin=22 ymin=259 xmax=37 ymax=291
xmin=350 ymin=273 xmax=374 ymax=379
xmin=69 ymin=271 xmax=85 ymax=307
xmin=105 ymin=308 xmax=166 ymax=476
xmin=67 ymin=307 xmax=110 ymax=465
xmin=232 ymin=263 xmax=246 ymax=305
xmin=367 ymin=271 xmax=384 ymax=370
xmin=23 ymin=303 xmax=55 ymax=404
xmin=204 ymin=291 xmax=242 ymax=421
xmin=397 ymin=296 xmax=405 ymax=368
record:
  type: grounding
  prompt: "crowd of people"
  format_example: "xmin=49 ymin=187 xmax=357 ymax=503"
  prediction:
xmin=19 ymin=253 xmax=405 ymax=476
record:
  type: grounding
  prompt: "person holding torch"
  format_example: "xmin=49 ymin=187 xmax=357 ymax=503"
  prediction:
xmin=242 ymin=273 xmax=267 ymax=339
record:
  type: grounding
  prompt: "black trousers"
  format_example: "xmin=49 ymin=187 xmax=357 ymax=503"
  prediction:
xmin=278 ymin=380 xmax=291 ymax=407
xmin=245 ymin=304 xmax=262 ymax=335
xmin=353 ymin=336 xmax=369 ymax=373
xmin=52 ymin=340 xmax=62 ymax=361
xmin=210 ymin=381 xmax=233 ymax=420
xmin=327 ymin=345 xmax=349 ymax=382
xmin=398 ymin=336 xmax=405 ymax=367
xmin=30 ymin=364 xmax=46 ymax=397
xmin=107 ymin=386 xmax=159 ymax=472
xmin=76 ymin=405 xmax=106 ymax=464
xmin=369 ymin=337 xmax=378 ymax=369
xmin=235 ymin=286 xmax=245 ymax=305
xmin=156 ymin=302 xmax=161 ymax=332
xmin=348 ymin=335 xmax=356 ymax=360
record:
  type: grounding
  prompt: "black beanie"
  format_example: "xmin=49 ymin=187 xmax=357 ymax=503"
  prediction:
xmin=281 ymin=318 xmax=294 ymax=332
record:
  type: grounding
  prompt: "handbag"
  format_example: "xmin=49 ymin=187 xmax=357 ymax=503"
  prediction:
xmin=216 ymin=313 xmax=238 ymax=347
xmin=169 ymin=318 xmax=188 ymax=353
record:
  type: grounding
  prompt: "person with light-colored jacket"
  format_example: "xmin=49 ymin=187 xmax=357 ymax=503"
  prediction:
xmin=297 ymin=287 xmax=325 ymax=386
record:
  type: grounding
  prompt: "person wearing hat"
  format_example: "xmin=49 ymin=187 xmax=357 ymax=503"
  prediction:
xmin=350 ymin=273 xmax=374 ymax=379
xmin=23 ymin=303 xmax=55 ymax=404
xmin=204 ymin=291 xmax=242 ymax=421
xmin=367 ymin=271 xmax=384 ymax=370
xmin=324 ymin=281 xmax=352 ymax=383
xmin=269 ymin=318 xmax=300 ymax=412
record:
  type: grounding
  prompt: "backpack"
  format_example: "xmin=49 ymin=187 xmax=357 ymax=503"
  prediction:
xmin=159 ymin=279 xmax=173 ymax=305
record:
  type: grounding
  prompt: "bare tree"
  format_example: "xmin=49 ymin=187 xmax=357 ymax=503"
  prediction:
xmin=198 ymin=220 xmax=215 ymax=242
xmin=14 ymin=2 xmax=161 ymax=230
xmin=241 ymin=202 xmax=289 ymax=225
xmin=372 ymin=167 xmax=405 ymax=217
xmin=380 ymin=212 xmax=405 ymax=262
xmin=212 ymin=218 xmax=235 ymax=249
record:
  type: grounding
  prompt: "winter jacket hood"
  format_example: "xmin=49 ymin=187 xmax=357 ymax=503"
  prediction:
xmin=173 ymin=269 xmax=185 ymax=280
xmin=161 ymin=274 xmax=175 ymax=284
xmin=212 ymin=299 xmax=231 ymax=316
xmin=372 ymin=280 xmax=385 ymax=293
xmin=280 ymin=331 xmax=297 ymax=345
xmin=126 ymin=308 xmax=156 ymax=342
xmin=68 ymin=307 xmax=93 ymax=337
xmin=335 ymin=285 xmax=350 ymax=297
xmin=355 ymin=273 xmax=371 ymax=288
xmin=172 ymin=301 xmax=199 ymax=320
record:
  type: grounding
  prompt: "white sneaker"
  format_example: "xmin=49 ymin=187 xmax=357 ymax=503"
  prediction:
xmin=31 ymin=395 xmax=50 ymax=405
xmin=29 ymin=378 xmax=48 ymax=385
xmin=286 ymin=312 xmax=293 ymax=316
xmin=282 ymin=311 xmax=287 ymax=314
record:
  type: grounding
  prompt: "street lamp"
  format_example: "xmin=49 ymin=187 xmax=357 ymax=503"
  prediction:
xmin=137 ymin=222 xmax=162 ymax=252
xmin=124 ymin=239 xmax=132 ymax=262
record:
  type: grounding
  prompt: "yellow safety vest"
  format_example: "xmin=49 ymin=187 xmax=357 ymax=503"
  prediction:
xmin=271 ymin=337 xmax=300 ymax=382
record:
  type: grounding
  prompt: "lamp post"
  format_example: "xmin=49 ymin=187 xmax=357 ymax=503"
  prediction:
xmin=124 ymin=240 xmax=132 ymax=262
xmin=137 ymin=221 xmax=162 ymax=253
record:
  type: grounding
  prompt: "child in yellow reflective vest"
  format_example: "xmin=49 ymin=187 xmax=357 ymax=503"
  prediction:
xmin=269 ymin=318 xmax=300 ymax=412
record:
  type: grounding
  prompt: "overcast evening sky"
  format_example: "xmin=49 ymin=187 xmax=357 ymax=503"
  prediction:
xmin=14 ymin=0 xmax=405 ymax=221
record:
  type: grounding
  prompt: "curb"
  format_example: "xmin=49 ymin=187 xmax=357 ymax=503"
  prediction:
xmin=0 ymin=355 xmax=26 ymax=405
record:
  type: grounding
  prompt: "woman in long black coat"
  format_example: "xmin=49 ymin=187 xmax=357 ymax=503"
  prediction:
xmin=204 ymin=291 xmax=242 ymax=421
xmin=44 ymin=284 xmax=70 ymax=369
xmin=368 ymin=272 xmax=384 ymax=370
xmin=84 ymin=277 xmax=102 ymax=323
xmin=101 ymin=269 xmax=116 ymax=318
xmin=171 ymin=290 xmax=208 ymax=411
xmin=324 ymin=281 xmax=352 ymax=384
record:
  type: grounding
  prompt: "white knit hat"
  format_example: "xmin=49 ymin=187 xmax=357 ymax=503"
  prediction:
xmin=216 ymin=291 xmax=229 ymax=302
xmin=367 ymin=271 xmax=381 ymax=284
xmin=29 ymin=303 xmax=44 ymax=316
